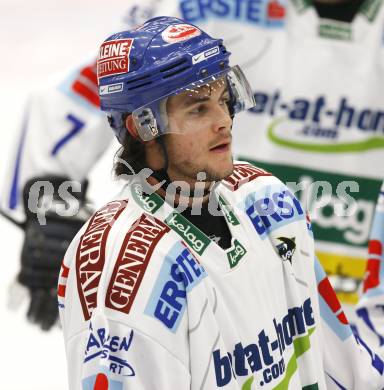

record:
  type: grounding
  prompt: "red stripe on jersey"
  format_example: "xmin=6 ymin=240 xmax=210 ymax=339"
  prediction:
xmin=94 ymin=373 xmax=108 ymax=390
xmin=72 ymin=80 xmax=100 ymax=107
xmin=58 ymin=284 xmax=66 ymax=298
xmin=60 ymin=263 xmax=70 ymax=278
xmin=318 ymin=277 xmax=341 ymax=313
xmin=363 ymin=258 xmax=381 ymax=293
xmin=369 ymin=239 xmax=382 ymax=256
xmin=337 ymin=311 xmax=349 ymax=325
xmin=318 ymin=277 xmax=349 ymax=324
xmin=81 ymin=65 xmax=98 ymax=85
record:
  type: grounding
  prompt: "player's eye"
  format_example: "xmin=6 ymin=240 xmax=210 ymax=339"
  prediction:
xmin=189 ymin=104 xmax=207 ymax=115
xmin=220 ymin=93 xmax=230 ymax=105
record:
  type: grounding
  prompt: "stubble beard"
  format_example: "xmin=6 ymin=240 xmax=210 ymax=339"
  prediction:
xmin=204 ymin=157 xmax=234 ymax=181
xmin=169 ymin=155 xmax=234 ymax=184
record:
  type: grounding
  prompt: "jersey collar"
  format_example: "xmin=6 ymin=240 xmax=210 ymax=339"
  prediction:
xmin=290 ymin=0 xmax=383 ymax=41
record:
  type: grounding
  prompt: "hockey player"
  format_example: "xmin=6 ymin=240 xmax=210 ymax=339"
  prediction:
xmin=3 ymin=0 xmax=384 ymax=330
xmin=59 ymin=16 xmax=384 ymax=389
xmin=355 ymin=181 xmax=384 ymax=355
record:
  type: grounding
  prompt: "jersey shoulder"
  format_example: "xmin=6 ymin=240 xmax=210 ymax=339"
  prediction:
xmin=221 ymin=161 xmax=273 ymax=192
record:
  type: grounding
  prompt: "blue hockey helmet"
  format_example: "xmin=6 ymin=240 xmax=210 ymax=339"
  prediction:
xmin=97 ymin=16 xmax=255 ymax=143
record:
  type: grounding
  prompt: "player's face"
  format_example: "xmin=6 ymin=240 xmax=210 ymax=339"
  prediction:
xmin=164 ymin=79 xmax=233 ymax=184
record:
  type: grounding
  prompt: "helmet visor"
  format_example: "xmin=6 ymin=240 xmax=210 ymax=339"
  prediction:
xmin=132 ymin=65 xmax=255 ymax=141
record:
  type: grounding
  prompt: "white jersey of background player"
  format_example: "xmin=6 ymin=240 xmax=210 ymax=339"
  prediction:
xmin=2 ymin=0 xmax=384 ymax=329
xmin=355 ymin=181 xmax=384 ymax=357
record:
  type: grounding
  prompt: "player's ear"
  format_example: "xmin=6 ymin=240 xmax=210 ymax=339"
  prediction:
xmin=126 ymin=114 xmax=157 ymax=145
xmin=125 ymin=114 xmax=140 ymax=140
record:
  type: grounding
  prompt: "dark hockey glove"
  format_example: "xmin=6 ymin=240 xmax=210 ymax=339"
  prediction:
xmin=18 ymin=176 xmax=92 ymax=330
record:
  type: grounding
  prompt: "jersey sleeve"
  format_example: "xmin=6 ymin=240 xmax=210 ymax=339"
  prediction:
xmin=259 ymin=174 xmax=384 ymax=388
xmin=0 ymin=61 xmax=113 ymax=224
xmin=314 ymin=256 xmax=384 ymax=389
xmin=58 ymin=198 xmax=191 ymax=389
xmin=64 ymin=313 xmax=190 ymax=390
xmin=355 ymin=181 xmax=384 ymax=356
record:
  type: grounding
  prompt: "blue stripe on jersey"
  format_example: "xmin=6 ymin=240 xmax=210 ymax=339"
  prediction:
xmin=51 ymin=114 xmax=85 ymax=156
xmin=326 ymin=373 xmax=347 ymax=390
xmin=317 ymin=294 xmax=352 ymax=341
xmin=8 ymin=110 xmax=28 ymax=209
xmin=354 ymin=329 xmax=384 ymax=375
xmin=314 ymin=258 xmax=352 ymax=341
xmin=362 ymin=288 xmax=384 ymax=299
xmin=370 ymin=210 xmax=384 ymax=242
xmin=356 ymin=307 xmax=384 ymax=346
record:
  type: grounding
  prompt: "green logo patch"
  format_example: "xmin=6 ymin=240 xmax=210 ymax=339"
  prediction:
xmin=219 ymin=195 xmax=240 ymax=226
xmin=131 ymin=183 xmax=164 ymax=214
xmin=227 ymin=239 xmax=247 ymax=268
xmin=165 ymin=212 xmax=211 ymax=255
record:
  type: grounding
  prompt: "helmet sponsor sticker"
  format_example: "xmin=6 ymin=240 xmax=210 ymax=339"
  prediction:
xmin=192 ymin=46 xmax=220 ymax=64
xmin=99 ymin=82 xmax=124 ymax=95
xmin=161 ymin=24 xmax=201 ymax=43
xmin=97 ymin=38 xmax=134 ymax=80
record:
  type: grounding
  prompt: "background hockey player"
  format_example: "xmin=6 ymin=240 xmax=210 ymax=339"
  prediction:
xmin=355 ymin=181 xmax=384 ymax=357
xmin=3 ymin=0 xmax=384 ymax=330
xmin=60 ymin=16 xmax=384 ymax=389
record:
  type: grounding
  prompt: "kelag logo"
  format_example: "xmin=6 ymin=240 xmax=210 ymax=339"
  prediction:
xmin=213 ymin=298 xmax=315 ymax=387
xmin=84 ymin=324 xmax=135 ymax=377
xmin=131 ymin=183 xmax=164 ymax=213
xmin=166 ymin=212 xmax=210 ymax=255
xmin=245 ymin=188 xmax=304 ymax=238
xmin=145 ymin=241 xmax=206 ymax=332
xmin=227 ymin=239 xmax=247 ymax=268
xmin=250 ymin=90 xmax=384 ymax=153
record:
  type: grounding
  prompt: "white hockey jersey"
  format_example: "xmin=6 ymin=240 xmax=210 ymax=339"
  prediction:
xmin=355 ymin=180 xmax=384 ymax=356
xmin=3 ymin=0 xmax=384 ymax=304
xmin=59 ymin=163 xmax=384 ymax=389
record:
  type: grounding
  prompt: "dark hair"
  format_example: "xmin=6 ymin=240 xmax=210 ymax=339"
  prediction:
xmin=113 ymin=113 xmax=146 ymax=177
